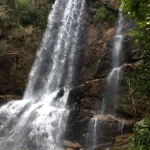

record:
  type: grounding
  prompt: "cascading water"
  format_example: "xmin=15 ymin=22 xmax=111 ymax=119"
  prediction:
xmin=0 ymin=0 xmax=85 ymax=150
xmin=90 ymin=5 xmax=126 ymax=149
xmin=107 ymin=67 xmax=121 ymax=87
xmin=107 ymin=7 xmax=124 ymax=86
xmin=117 ymin=121 xmax=124 ymax=135
xmin=102 ymin=5 xmax=124 ymax=115
xmin=86 ymin=118 xmax=97 ymax=149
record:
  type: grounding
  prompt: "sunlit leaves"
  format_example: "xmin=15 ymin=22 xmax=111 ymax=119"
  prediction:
xmin=122 ymin=1 xmax=150 ymax=149
xmin=130 ymin=118 xmax=150 ymax=150
xmin=15 ymin=0 xmax=29 ymax=12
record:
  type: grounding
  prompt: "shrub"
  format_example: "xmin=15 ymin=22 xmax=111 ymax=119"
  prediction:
xmin=96 ymin=6 xmax=117 ymax=24
xmin=130 ymin=117 xmax=150 ymax=150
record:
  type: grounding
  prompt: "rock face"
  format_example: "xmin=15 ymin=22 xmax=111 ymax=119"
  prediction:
xmin=0 ymin=95 xmax=21 ymax=105
xmin=109 ymin=134 xmax=134 ymax=150
xmin=64 ymin=110 xmax=94 ymax=145
xmin=64 ymin=109 xmax=134 ymax=149
xmin=63 ymin=140 xmax=82 ymax=148
xmin=80 ymin=0 xmax=118 ymax=82
xmin=0 ymin=0 xmax=53 ymax=97
xmin=0 ymin=0 xmax=139 ymax=149
xmin=96 ymin=115 xmax=134 ymax=143
xmin=0 ymin=23 xmax=42 ymax=97
xmin=64 ymin=0 xmax=139 ymax=149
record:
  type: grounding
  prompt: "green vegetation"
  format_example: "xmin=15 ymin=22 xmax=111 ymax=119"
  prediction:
xmin=96 ymin=5 xmax=117 ymax=24
xmin=122 ymin=0 xmax=150 ymax=115
xmin=0 ymin=0 xmax=51 ymax=28
xmin=130 ymin=117 xmax=150 ymax=150
xmin=0 ymin=0 xmax=52 ymax=95
xmin=121 ymin=0 xmax=150 ymax=149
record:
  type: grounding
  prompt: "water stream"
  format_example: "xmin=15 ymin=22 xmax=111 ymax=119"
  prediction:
xmin=101 ymin=6 xmax=124 ymax=115
xmin=86 ymin=118 xmax=97 ymax=150
xmin=88 ymin=5 xmax=125 ymax=149
xmin=0 ymin=0 xmax=85 ymax=149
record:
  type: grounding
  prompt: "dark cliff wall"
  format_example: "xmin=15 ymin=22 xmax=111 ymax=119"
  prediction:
xmin=0 ymin=0 xmax=140 ymax=149
xmin=64 ymin=0 xmax=140 ymax=149
xmin=0 ymin=0 xmax=53 ymax=98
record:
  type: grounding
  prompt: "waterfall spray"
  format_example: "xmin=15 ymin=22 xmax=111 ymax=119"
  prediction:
xmin=0 ymin=0 xmax=85 ymax=150
xmin=101 ymin=4 xmax=124 ymax=115
xmin=86 ymin=118 xmax=97 ymax=149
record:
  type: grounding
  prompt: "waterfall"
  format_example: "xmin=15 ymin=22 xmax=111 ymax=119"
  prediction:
xmin=107 ymin=67 xmax=121 ymax=86
xmin=86 ymin=118 xmax=97 ymax=149
xmin=117 ymin=121 xmax=124 ymax=135
xmin=101 ymin=98 xmax=106 ymax=115
xmin=107 ymin=7 xmax=124 ymax=86
xmin=101 ymin=5 xmax=124 ymax=115
xmin=0 ymin=0 xmax=85 ymax=150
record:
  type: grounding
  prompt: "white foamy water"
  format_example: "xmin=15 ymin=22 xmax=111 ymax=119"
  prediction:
xmin=101 ymin=5 xmax=124 ymax=115
xmin=117 ymin=120 xmax=124 ymax=135
xmin=113 ymin=6 xmax=124 ymax=68
xmin=101 ymin=97 xmax=106 ymax=115
xmin=107 ymin=67 xmax=121 ymax=86
xmin=86 ymin=118 xmax=97 ymax=149
xmin=0 ymin=0 xmax=85 ymax=149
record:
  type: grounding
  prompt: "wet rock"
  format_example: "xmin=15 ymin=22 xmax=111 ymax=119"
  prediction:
xmin=95 ymin=115 xmax=134 ymax=144
xmin=93 ymin=37 xmax=113 ymax=79
xmin=119 ymin=36 xmax=134 ymax=65
xmin=66 ymin=148 xmax=76 ymax=150
xmin=93 ymin=35 xmax=133 ymax=79
xmin=0 ymin=95 xmax=21 ymax=105
xmin=63 ymin=140 xmax=82 ymax=148
xmin=67 ymin=83 xmax=93 ymax=108
xmin=54 ymin=89 xmax=64 ymax=101
xmin=95 ymin=145 xmax=103 ymax=150
xmin=130 ymin=49 xmax=141 ymax=61
xmin=65 ymin=110 xmax=94 ymax=147
xmin=82 ymin=97 xmax=101 ymax=111
xmin=83 ymin=79 xmax=105 ymax=98
xmin=109 ymin=134 xmax=134 ymax=150
xmin=80 ymin=0 xmax=118 ymax=82
xmin=109 ymin=0 xmax=120 ymax=10
xmin=0 ymin=95 xmax=21 ymax=100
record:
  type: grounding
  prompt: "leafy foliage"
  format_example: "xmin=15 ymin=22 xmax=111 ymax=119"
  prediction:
xmin=122 ymin=0 xmax=150 ymax=112
xmin=96 ymin=6 xmax=117 ymax=24
xmin=121 ymin=0 xmax=150 ymax=149
xmin=130 ymin=118 xmax=150 ymax=150
xmin=15 ymin=0 xmax=29 ymax=11
xmin=0 ymin=0 xmax=51 ymax=28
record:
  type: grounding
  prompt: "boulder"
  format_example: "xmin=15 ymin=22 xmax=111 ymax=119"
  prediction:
xmin=81 ymin=97 xmax=101 ymax=111
xmin=83 ymin=79 xmax=105 ymax=98
xmin=63 ymin=140 xmax=82 ymax=148
xmin=66 ymin=148 xmax=75 ymax=150
xmin=64 ymin=110 xmax=95 ymax=147
xmin=67 ymin=83 xmax=93 ymax=108
xmin=93 ymin=35 xmax=134 ymax=79
xmin=109 ymin=134 xmax=134 ymax=150
xmin=0 ymin=95 xmax=21 ymax=105
xmin=95 ymin=145 xmax=103 ymax=150
xmin=95 ymin=115 xmax=134 ymax=144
